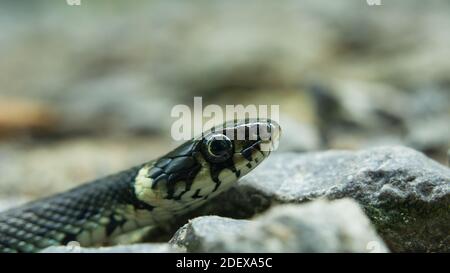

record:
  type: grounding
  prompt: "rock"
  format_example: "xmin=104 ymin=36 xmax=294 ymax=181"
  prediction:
xmin=169 ymin=216 xmax=250 ymax=252
xmin=41 ymin=243 xmax=183 ymax=253
xmin=403 ymin=88 xmax=450 ymax=162
xmin=307 ymin=83 xmax=449 ymax=164
xmin=195 ymin=146 xmax=450 ymax=252
xmin=170 ymin=199 xmax=389 ymax=253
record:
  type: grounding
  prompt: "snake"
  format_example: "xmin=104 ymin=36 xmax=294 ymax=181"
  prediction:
xmin=0 ymin=119 xmax=280 ymax=253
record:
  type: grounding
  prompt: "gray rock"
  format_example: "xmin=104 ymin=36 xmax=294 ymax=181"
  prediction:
xmin=41 ymin=243 xmax=183 ymax=253
xmin=403 ymin=88 xmax=450 ymax=161
xmin=197 ymin=146 xmax=450 ymax=252
xmin=309 ymin=83 xmax=449 ymax=163
xmin=169 ymin=216 xmax=250 ymax=252
xmin=170 ymin=199 xmax=388 ymax=253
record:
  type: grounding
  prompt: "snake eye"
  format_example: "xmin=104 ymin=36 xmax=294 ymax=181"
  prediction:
xmin=204 ymin=134 xmax=233 ymax=163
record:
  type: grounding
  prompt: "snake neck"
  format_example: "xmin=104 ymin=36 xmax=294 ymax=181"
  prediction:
xmin=0 ymin=165 xmax=158 ymax=253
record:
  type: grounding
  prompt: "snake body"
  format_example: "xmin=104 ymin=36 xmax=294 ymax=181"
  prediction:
xmin=0 ymin=119 xmax=280 ymax=253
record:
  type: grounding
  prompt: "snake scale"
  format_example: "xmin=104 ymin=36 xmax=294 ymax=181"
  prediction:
xmin=0 ymin=119 xmax=280 ymax=253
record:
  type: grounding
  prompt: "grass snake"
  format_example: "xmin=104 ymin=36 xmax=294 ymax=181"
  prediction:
xmin=0 ymin=119 xmax=281 ymax=253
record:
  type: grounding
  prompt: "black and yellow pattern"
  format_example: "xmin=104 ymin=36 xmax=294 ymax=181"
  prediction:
xmin=0 ymin=119 xmax=280 ymax=253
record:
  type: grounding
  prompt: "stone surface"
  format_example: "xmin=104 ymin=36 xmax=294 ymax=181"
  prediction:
xmin=169 ymin=216 xmax=250 ymax=252
xmin=170 ymin=199 xmax=388 ymax=253
xmin=195 ymin=146 xmax=450 ymax=252
xmin=41 ymin=243 xmax=183 ymax=253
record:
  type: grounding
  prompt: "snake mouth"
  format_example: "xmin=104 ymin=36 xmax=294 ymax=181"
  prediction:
xmin=237 ymin=133 xmax=278 ymax=159
xmin=235 ymin=118 xmax=281 ymax=154
xmin=259 ymin=120 xmax=281 ymax=152
xmin=229 ymin=119 xmax=281 ymax=179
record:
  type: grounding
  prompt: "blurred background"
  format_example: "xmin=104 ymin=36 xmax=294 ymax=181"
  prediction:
xmin=0 ymin=0 xmax=449 ymax=209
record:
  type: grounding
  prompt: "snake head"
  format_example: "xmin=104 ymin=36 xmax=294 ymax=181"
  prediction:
xmin=198 ymin=118 xmax=281 ymax=183
xmin=134 ymin=119 xmax=281 ymax=217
